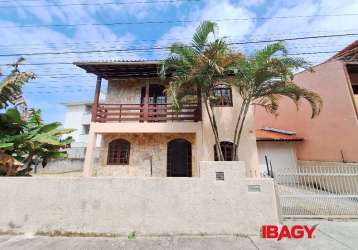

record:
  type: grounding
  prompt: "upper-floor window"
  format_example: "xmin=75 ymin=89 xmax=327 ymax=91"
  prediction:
xmin=82 ymin=125 xmax=90 ymax=135
xmin=211 ymin=84 xmax=233 ymax=107
xmin=85 ymin=105 xmax=92 ymax=114
xmin=214 ymin=141 xmax=235 ymax=161
xmin=107 ymin=139 xmax=130 ymax=165
xmin=352 ymin=85 xmax=358 ymax=94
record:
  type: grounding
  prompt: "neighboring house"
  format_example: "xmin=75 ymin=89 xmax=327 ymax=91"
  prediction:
xmin=63 ymin=101 xmax=93 ymax=149
xmin=36 ymin=101 xmax=96 ymax=174
xmin=255 ymin=128 xmax=302 ymax=176
xmin=74 ymin=60 xmax=259 ymax=177
xmin=255 ymin=40 xmax=358 ymax=166
xmin=63 ymin=101 xmax=102 ymax=158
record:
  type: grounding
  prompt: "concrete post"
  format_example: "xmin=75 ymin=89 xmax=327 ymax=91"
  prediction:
xmin=83 ymin=127 xmax=97 ymax=177
xmin=195 ymin=128 xmax=203 ymax=177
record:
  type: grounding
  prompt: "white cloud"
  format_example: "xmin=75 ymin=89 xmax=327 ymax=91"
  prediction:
xmin=241 ymin=0 xmax=266 ymax=7
xmin=2 ymin=0 xmax=358 ymax=122
xmin=251 ymin=0 xmax=358 ymax=63
xmin=157 ymin=0 xmax=256 ymax=48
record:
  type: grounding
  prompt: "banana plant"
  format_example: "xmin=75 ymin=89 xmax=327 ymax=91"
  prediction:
xmin=0 ymin=57 xmax=35 ymax=110
xmin=0 ymin=108 xmax=74 ymax=176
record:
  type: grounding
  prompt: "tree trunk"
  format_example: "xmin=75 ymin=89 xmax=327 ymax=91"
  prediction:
xmin=233 ymin=101 xmax=250 ymax=160
xmin=203 ymin=96 xmax=224 ymax=161
xmin=232 ymin=99 xmax=248 ymax=160
xmin=24 ymin=153 xmax=34 ymax=173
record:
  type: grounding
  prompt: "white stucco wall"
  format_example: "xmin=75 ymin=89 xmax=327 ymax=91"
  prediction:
xmin=64 ymin=104 xmax=88 ymax=147
xmin=201 ymin=88 xmax=259 ymax=177
xmin=257 ymin=141 xmax=298 ymax=176
xmin=64 ymin=103 xmax=101 ymax=148
xmin=0 ymin=176 xmax=278 ymax=236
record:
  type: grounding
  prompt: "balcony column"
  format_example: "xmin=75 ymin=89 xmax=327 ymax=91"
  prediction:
xmin=143 ymin=82 xmax=150 ymax=121
xmin=83 ymin=129 xmax=97 ymax=177
xmin=91 ymin=75 xmax=102 ymax=122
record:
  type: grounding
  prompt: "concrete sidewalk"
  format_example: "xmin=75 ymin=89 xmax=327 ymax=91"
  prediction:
xmin=0 ymin=220 xmax=357 ymax=250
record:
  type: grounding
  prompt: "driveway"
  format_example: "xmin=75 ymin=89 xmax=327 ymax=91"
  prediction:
xmin=0 ymin=220 xmax=357 ymax=250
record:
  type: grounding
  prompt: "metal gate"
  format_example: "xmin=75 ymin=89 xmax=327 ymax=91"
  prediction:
xmin=274 ymin=165 xmax=358 ymax=219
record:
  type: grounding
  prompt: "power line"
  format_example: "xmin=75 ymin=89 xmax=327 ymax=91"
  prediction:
xmin=0 ymin=32 xmax=356 ymax=57
xmin=0 ymin=40 xmax=349 ymax=61
xmin=0 ymin=49 xmax=341 ymax=79
xmin=0 ymin=34 xmax=353 ymax=51
xmin=0 ymin=0 xmax=198 ymax=8
xmin=1 ymin=29 xmax=356 ymax=48
xmin=1 ymin=13 xmax=358 ymax=28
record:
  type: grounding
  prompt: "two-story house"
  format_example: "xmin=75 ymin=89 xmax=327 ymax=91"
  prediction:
xmin=74 ymin=60 xmax=259 ymax=177
xmin=255 ymin=40 xmax=358 ymax=165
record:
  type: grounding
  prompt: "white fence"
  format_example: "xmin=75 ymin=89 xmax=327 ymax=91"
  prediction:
xmin=0 ymin=176 xmax=278 ymax=235
xmin=275 ymin=165 xmax=358 ymax=218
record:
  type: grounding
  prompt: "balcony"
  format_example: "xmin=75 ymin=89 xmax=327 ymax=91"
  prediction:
xmin=92 ymin=103 xmax=201 ymax=123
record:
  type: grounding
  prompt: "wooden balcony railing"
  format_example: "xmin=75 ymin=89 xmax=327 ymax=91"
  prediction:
xmin=93 ymin=103 xmax=201 ymax=122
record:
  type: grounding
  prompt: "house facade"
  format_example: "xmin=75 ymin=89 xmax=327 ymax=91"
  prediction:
xmin=63 ymin=101 xmax=92 ymax=147
xmin=255 ymin=128 xmax=302 ymax=176
xmin=255 ymin=40 xmax=358 ymax=164
xmin=74 ymin=60 xmax=259 ymax=177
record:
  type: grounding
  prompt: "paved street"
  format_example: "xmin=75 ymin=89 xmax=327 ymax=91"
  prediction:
xmin=0 ymin=220 xmax=357 ymax=250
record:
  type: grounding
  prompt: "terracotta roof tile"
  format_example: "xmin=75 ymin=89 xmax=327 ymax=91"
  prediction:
xmin=256 ymin=129 xmax=303 ymax=142
xmin=330 ymin=40 xmax=358 ymax=60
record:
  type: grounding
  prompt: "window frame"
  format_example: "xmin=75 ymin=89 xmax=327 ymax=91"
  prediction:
xmin=214 ymin=141 xmax=236 ymax=161
xmin=211 ymin=84 xmax=233 ymax=107
xmin=107 ymin=139 xmax=130 ymax=165
xmin=82 ymin=125 xmax=90 ymax=135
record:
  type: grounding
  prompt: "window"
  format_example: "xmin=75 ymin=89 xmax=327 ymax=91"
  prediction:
xmin=214 ymin=141 xmax=235 ymax=161
xmin=107 ymin=139 xmax=130 ymax=165
xmin=212 ymin=84 xmax=233 ymax=107
xmin=352 ymin=85 xmax=358 ymax=94
xmin=85 ymin=105 xmax=92 ymax=114
xmin=82 ymin=125 xmax=90 ymax=135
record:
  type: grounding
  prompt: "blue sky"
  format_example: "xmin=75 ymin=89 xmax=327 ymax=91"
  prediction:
xmin=0 ymin=0 xmax=357 ymax=123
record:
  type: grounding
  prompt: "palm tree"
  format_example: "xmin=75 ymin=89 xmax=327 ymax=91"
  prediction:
xmin=228 ymin=42 xmax=323 ymax=160
xmin=161 ymin=21 xmax=230 ymax=160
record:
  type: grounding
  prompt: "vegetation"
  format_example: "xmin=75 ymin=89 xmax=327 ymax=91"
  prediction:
xmin=227 ymin=43 xmax=323 ymax=160
xmin=162 ymin=21 xmax=322 ymax=161
xmin=161 ymin=21 xmax=230 ymax=160
xmin=0 ymin=108 xmax=74 ymax=175
xmin=0 ymin=59 xmax=74 ymax=176
xmin=0 ymin=57 xmax=35 ymax=110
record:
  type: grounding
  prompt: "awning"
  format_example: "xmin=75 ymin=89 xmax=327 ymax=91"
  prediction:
xmin=256 ymin=128 xmax=303 ymax=142
xmin=73 ymin=60 xmax=163 ymax=80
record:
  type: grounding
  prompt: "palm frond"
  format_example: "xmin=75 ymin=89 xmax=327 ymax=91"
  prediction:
xmin=192 ymin=21 xmax=217 ymax=54
xmin=256 ymin=82 xmax=322 ymax=118
xmin=254 ymin=42 xmax=287 ymax=66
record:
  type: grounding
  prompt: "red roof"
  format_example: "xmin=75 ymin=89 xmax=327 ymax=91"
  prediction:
xmin=256 ymin=129 xmax=303 ymax=142
xmin=331 ymin=40 xmax=358 ymax=60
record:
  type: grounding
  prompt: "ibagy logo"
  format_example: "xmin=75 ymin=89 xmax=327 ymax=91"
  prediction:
xmin=261 ymin=224 xmax=318 ymax=241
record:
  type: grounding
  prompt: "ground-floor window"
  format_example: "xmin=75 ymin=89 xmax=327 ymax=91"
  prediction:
xmin=214 ymin=141 xmax=235 ymax=161
xmin=107 ymin=139 xmax=130 ymax=165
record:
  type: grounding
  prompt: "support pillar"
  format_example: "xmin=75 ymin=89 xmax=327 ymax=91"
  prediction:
xmin=83 ymin=128 xmax=97 ymax=177
xmin=195 ymin=128 xmax=203 ymax=177
xmin=143 ymin=82 xmax=150 ymax=121
xmin=91 ymin=76 xmax=102 ymax=122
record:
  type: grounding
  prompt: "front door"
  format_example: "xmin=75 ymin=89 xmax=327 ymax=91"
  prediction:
xmin=141 ymin=84 xmax=167 ymax=122
xmin=167 ymin=139 xmax=192 ymax=177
